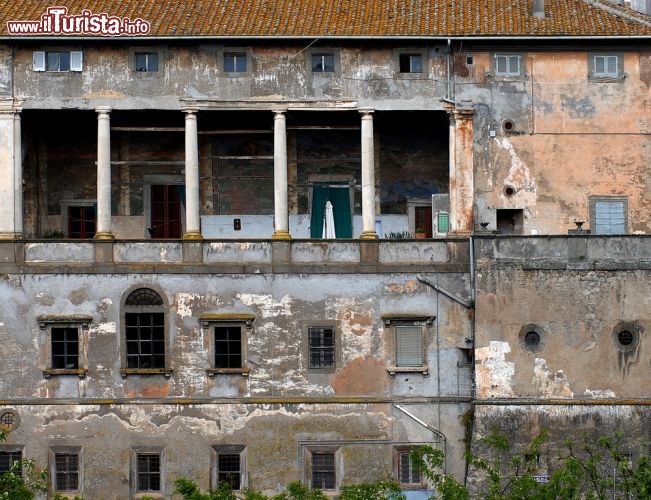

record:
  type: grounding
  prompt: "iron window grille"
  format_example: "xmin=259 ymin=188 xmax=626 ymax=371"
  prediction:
xmin=311 ymin=452 xmax=336 ymax=490
xmin=214 ymin=327 xmax=242 ymax=369
xmin=312 ymin=53 xmax=335 ymax=73
xmin=137 ymin=453 xmax=161 ymax=492
xmin=308 ymin=327 xmax=335 ymax=369
xmin=54 ymin=452 xmax=79 ymax=491
xmin=135 ymin=52 xmax=159 ymax=72
xmin=399 ymin=54 xmax=423 ymax=73
xmin=51 ymin=327 xmax=79 ymax=370
xmin=0 ymin=450 xmax=22 ymax=475
xmin=216 ymin=454 xmax=241 ymax=490
xmin=124 ymin=288 xmax=166 ymax=370
xmin=398 ymin=450 xmax=422 ymax=485
xmin=224 ymin=52 xmax=247 ymax=72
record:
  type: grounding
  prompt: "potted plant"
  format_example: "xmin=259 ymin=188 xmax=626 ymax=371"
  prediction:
xmin=415 ymin=228 xmax=426 ymax=239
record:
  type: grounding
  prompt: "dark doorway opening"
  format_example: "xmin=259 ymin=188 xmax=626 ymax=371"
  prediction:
xmin=496 ymin=209 xmax=524 ymax=234
xmin=415 ymin=206 xmax=433 ymax=238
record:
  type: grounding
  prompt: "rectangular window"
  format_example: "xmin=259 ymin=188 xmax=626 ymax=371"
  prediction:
xmin=396 ymin=325 xmax=423 ymax=367
xmin=495 ymin=54 xmax=521 ymax=77
xmin=0 ymin=450 xmax=22 ymax=475
xmin=591 ymin=197 xmax=627 ymax=235
xmin=311 ymin=452 xmax=336 ymax=490
xmin=137 ymin=453 xmax=161 ymax=492
xmin=135 ymin=52 xmax=159 ymax=72
xmin=437 ymin=212 xmax=450 ymax=233
xmin=68 ymin=206 xmax=96 ymax=239
xmin=51 ymin=327 xmax=79 ymax=370
xmin=312 ymin=53 xmax=335 ymax=73
xmin=309 ymin=327 xmax=335 ymax=369
xmin=397 ymin=450 xmax=422 ymax=485
xmin=593 ymin=55 xmax=619 ymax=78
xmin=217 ymin=454 xmax=241 ymax=490
xmin=224 ymin=52 xmax=247 ymax=73
xmin=214 ymin=326 xmax=242 ymax=369
xmin=54 ymin=452 xmax=79 ymax=491
xmin=33 ymin=51 xmax=83 ymax=72
xmin=399 ymin=54 xmax=423 ymax=73
xmin=125 ymin=312 xmax=165 ymax=369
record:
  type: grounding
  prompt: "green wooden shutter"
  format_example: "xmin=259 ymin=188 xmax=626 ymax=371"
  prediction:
xmin=396 ymin=325 xmax=422 ymax=367
xmin=437 ymin=212 xmax=449 ymax=233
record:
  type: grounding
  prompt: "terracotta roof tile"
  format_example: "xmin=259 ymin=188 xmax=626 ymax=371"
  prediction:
xmin=0 ymin=0 xmax=649 ymax=37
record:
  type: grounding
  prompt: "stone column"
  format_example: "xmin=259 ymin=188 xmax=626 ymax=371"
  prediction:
xmin=13 ymin=109 xmax=23 ymax=237
xmin=95 ymin=106 xmax=114 ymax=239
xmin=360 ymin=109 xmax=378 ymax=239
xmin=0 ymin=101 xmax=20 ymax=239
xmin=272 ymin=109 xmax=291 ymax=239
xmin=448 ymin=105 xmax=475 ymax=235
xmin=183 ymin=108 xmax=202 ymax=240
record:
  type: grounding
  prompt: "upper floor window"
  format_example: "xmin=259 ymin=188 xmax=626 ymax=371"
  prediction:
xmin=202 ymin=316 xmax=253 ymax=377
xmin=33 ymin=51 xmax=83 ymax=72
xmin=308 ymin=326 xmax=335 ymax=369
xmin=592 ymin=54 xmax=620 ymax=78
xmin=399 ymin=54 xmax=423 ymax=73
xmin=224 ymin=52 xmax=247 ymax=73
xmin=68 ymin=206 xmax=96 ymax=239
xmin=590 ymin=196 xmax=627 ymax=235
xmin=214 ymin=326 xmax=242 ymax=369
xmin=312 ymin=53 xmax=335 ymax=73
xmin=384 ymin=316 xmax=433 ymax=375
xmin=135 ymin=52 xmax=159 ymax=72
xmin=38 ymin=317 xmax=90 ymax=379
xmin=495 ymin=54 xmax=521 ymax=77
xmin=122 ymin=288 xmax=170 ymax=376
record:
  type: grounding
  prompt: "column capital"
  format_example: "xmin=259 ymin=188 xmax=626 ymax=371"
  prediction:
xmin=95 ymin=106 xmax=112 ymax=115
xmin=182 ymin=106 xmax=200 ymax=115
xmin=359 ymin=108 xmax=375 ymax=117
xmin=272 ymin=107 xmax=288 ymax=116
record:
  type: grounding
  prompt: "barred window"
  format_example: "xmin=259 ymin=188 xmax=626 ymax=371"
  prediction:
xmin=137 ymin=453 xmax=161 ymax=492
xmin=124 ymin=288 xmax=166 ymax=370
xmin=0 ymin=450 xmax=22 ymax=475
xmin=311 ymin=452 xmax=336 ymax=490
xmin=217 ymin=454 xmax=241 ymax=490
xmin=309 ymin=327 xmax=335 ymax=369
xmin=54 ymin=452 xmax=79 ymax=491
xmin=398 ymin=450 xmax=422 ymax=485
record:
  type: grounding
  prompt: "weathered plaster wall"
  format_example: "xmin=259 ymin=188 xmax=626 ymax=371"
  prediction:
xmin=468 ymin=51 xmax=651 ymax=235
xmin=474 ymin=236 xmax=650 ymax=400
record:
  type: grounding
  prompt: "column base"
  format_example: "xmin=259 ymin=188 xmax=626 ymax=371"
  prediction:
xmin=94 ymin=232 xmax=115 ymax=240
xmin=360 ymin=231 xmax=378 ymax=240
xmin=271 ymin=230 xmax=292 ymax=240
xmin=0 ymin=232 xmax=23 ymax=240
xmin=182 ymin=231 xmax=204 ymax=241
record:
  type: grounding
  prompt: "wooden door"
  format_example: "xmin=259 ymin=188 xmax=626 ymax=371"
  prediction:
xmin=150 ymin=185 xmax=182 ymax=238
xmin=415 ymin=206 xmax=433 ymax=238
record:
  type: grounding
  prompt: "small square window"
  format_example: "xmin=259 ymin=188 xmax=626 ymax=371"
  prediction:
xmin=68 ymin=206 xmax=96 ymax=238
xmin=593 ymin=55 xmax=619 ymax=78
xmin=51 ymin=327 xmax=79 ymax=370
xmin=495 ymin=54 xmax=521 ymax=77
xmin=397 ymin=449 xmax=422 ymax=486
xmin=309 ymin=327 xmax=335 ymax=369
xmin=436 ymin=212 xmax=450 ymax=234
xmin=137 ymin=453 xmax=161 ymax=492
xmin=312 ymin=53 xmax=335 ymax=73
xmin=224 ymin=52 xmax=247 ymax=73
xmin=135 ymin=52 xmax=159 ymax=72
xmin=54 ymin=452 xmax=80 ymax=491
xmin=590 ymin=196 xmax=627 ymax=235
xmin=399 ymin=54 xmax=423 ymax=73
xmin=0 ymin=449 xmax=22 ymax=475
xmin=311 ymin=452 xmax=336 ymax=490
xmin=215 ymin=326 xmax=242 ymax=369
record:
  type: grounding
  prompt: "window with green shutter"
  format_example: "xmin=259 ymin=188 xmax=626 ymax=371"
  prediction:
xmin=437 ymin=212 xmax=449 ymax=233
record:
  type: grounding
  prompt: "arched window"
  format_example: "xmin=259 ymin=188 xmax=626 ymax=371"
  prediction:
xmin=124 ymin=288 xmax=165 ymax=370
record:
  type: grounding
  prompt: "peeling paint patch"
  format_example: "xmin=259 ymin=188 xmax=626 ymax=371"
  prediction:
xmin=496 ymin=138 xmax=537 ymax=207
xmin=95 ymin=322 xmax=116 ymax=334
xmin=237 ymin=293 xmax=292 ymax=318
xmin=176 ymin=293 xmax=202 ymax=318
xmin=584 ymin=389 xmax=616 ymax=399
xmin=533 ymin=358 xmax=573 ymax=398
xmin=331 ymin=357 xmax=386 ymax=395
xmin=475 ymin=341 xmax=515 ymax=398
xmin=561 ymin=96 xmax=596 ymax=119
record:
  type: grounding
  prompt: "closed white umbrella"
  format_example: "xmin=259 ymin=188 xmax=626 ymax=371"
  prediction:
xmin=322 ymin=201 xmax=336 ymax=239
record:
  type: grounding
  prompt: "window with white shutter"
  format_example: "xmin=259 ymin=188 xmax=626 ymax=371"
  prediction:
xmin=591 ymin=197 xmax=627 ymax=235
xmin=396 ymin=325 xmax=423 ymax=367
xmin=70 ymin=51 xmax=83 ymax=72
xmin=384 ymin=316 xmax=433 ymax=375
xmin=33 ymin=51 xmax=46 ymax=72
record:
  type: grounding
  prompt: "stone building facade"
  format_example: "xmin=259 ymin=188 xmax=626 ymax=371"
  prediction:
xmin=0 ymin=0 xmax=648 ymax=498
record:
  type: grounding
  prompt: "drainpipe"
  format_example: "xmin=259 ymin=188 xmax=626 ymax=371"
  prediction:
xmin=393 ymin=404 xmax=447 ymax=473
xmin=445 ymin=38 xmax=454 ymax=103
